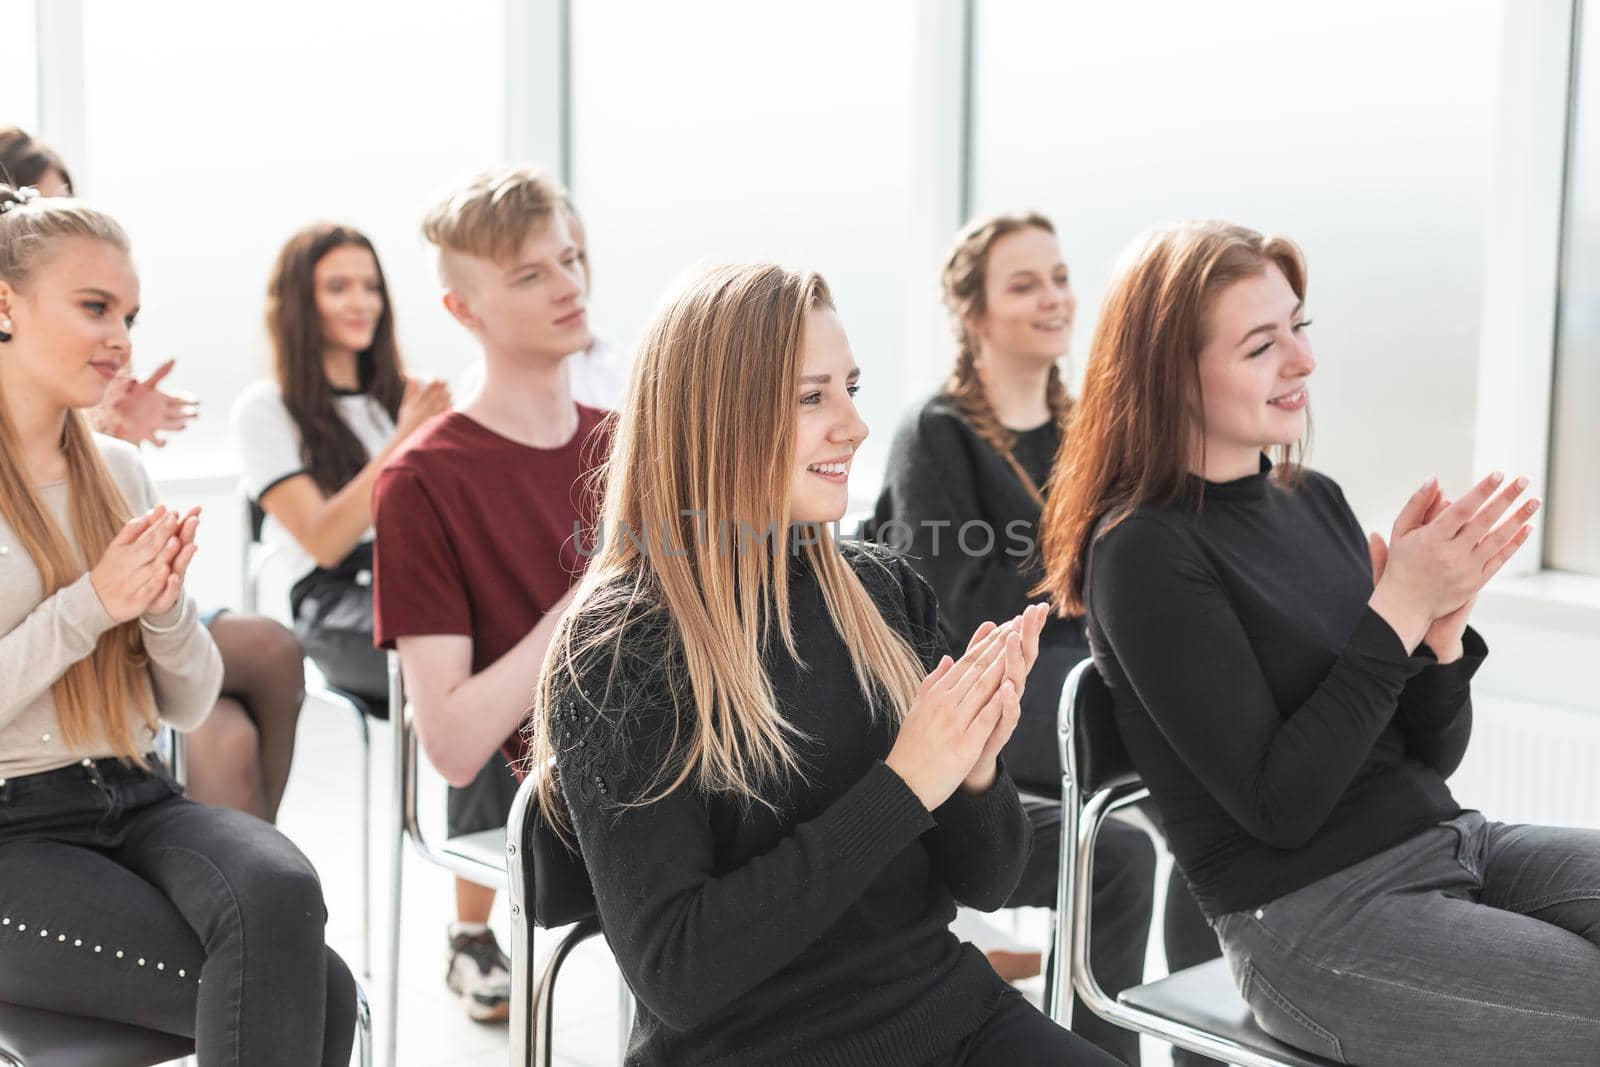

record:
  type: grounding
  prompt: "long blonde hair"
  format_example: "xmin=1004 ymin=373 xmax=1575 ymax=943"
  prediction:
xmin=0 ymin=187 xmax=154 ymax=758
xmin=530 ymin=264 xmax=926 ymax=825
xmin=941 ymin=211 xmax=1073 ymax=505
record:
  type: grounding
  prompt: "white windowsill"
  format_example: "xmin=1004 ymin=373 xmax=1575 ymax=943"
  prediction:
xmin=1478 ymin=569 xmax=1600 ymax=637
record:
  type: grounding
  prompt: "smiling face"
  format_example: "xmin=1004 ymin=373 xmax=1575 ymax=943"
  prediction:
xmin=0 ymin=235 xmax=140 ymax=411
xmin=313 ymin=243 xmax=384 ymax=358
xmin=1193 ymin=261 xmax=1314 ymax=480
xmin=789 ymin=307 xmax=869 ymax=524
xmin=442 ymin=212 xmax=591 ymax=365
xmin=970 ymin=225 xmax=1075 ymax=366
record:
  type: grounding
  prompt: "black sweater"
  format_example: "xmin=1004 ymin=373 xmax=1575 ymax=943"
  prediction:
xmin=873 ymin=395 xmax=1086 ymax=790
xmin=1084 ymin=458 xmax=1484 ymax=919
xmin=873 ymin=394 xmax=1082 ymax=652
xmin=552 ymin=542 xmax=1031 ymax=1066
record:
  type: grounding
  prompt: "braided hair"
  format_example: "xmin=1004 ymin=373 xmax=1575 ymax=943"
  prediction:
xmin=940 ymin=212 xmax=1071 ymax=506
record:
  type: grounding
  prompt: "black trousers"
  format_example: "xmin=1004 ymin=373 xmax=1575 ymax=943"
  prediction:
xmin=0 ymin=756 xmax=356 ymax=1065
xmin=934 ymin=988 xmax=1124 ymax=1065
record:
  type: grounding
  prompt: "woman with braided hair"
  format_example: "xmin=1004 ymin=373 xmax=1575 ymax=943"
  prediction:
xmin=872 ymin=212 xmax=1219 ymax=1065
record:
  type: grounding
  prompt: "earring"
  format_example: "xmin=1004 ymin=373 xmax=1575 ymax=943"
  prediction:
xmin=0 ymin=318 xmax=11 ymax=343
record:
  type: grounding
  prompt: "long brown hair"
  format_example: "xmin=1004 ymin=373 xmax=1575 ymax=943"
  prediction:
xmin=941 ymin=211 xmax=1073 ymax=505
xmin=265 ymin=223 xmax=405 ymax=496
xmin=1037 ymin=220 xmax=1309 ymax=615
xmin=0 ymin=187 xmax=154 ymax=758
xmin=530 ymin=264 xmax=926 ymax=827
xmin=0 ymin=127 xmax=74 ymax=193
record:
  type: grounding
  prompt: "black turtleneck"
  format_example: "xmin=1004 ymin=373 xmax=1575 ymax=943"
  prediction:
xmin=551 ymin=541 xmax=1032 ymax=1066
xmin=1083 ymin=458 xmax=1485 ymax=919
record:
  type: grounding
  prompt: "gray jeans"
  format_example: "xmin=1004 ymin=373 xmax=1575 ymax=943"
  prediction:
xmin=1213 ymin=811 xmax=1600 ymax=1066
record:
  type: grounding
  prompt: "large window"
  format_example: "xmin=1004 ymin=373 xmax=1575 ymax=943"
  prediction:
xmin=569 ymin=0 xmax=920 ymax=490
xmin=76 ymin=0 xmax=506 ymax=462
xmin=1549 ymin=0 xmax=1600 ymax=576
xmin=971 ymin=0 xmax=1501 ymax=533
xmin=0 ymin=0 xmax=40 ymax=139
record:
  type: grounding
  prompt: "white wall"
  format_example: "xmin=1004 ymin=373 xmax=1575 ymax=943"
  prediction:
xmin=970 ymin=0 xmax=1502 ymax=537
xmin=0 ymin=0 xmax=40 ymax=136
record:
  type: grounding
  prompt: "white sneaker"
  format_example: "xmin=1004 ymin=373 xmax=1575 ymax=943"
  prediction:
xmin=445 ymin=923 xmax=511 ymax=1023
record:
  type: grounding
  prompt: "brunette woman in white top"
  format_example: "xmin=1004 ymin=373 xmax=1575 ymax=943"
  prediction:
xmin=231 ymin=223 xmax=448 ymax=707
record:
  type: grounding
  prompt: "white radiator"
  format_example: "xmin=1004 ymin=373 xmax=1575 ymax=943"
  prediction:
xmin=1449 ymin=695 xmax=1600 ymax=829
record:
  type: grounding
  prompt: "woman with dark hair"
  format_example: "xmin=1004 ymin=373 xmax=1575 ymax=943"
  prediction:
xmin=1039 ymin=219 xmax=1597 ymax=1066
xmin=873 ymin=212 xmax=1219 ymax=1065
xmin=0 ymin=184 xmax=356 ymax=1063
xmin=0 ymin=126 xmax=73 ymax=197
xmin=232 ymin=223 xmax=449 ymax=706
xmin=4 ymin=125 xmax=311 ymax=823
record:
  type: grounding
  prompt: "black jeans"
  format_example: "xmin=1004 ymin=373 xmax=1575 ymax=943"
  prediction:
xmin=934 ymin=988 xmax=1124 ymax=1065
xmin=0 ymin=756 xmax=356 ymax=1065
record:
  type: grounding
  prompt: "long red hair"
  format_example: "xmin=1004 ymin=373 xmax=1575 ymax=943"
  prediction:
xmin=1036 ymin=220 xmax=1308 ymax=615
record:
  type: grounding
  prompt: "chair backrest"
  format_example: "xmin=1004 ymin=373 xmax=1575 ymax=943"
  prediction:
xmin=247 ymin=497 xmax=268 ymax=543
xmin=508 ymin=765 xmax=598 ymax=930
xmin=1062 ymin=658 xmax=1140 ymax=796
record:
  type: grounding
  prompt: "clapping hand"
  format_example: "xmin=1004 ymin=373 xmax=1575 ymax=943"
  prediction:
xmin=886 ymin=626 xmax=1015 ymax=810
xmin=1367 ymin=472 xmax=1539 ymax=657
xmin=99 ymin=360 xmax=198 ymax=447
xmin=143 ymin=506 xmax=201 ymax=618
xmin=957 ymin=603 xmax=1050 ymax=793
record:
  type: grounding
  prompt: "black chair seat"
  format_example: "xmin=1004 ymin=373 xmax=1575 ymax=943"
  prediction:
xmin=0 ymin=1001 xmax=193 ymax=1067
xmin=1117 ymin=959 xmax=1341 ymax=1067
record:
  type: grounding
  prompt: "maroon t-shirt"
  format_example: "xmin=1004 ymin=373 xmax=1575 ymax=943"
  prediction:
xmin=372 ymin=405 xmax=612 ymax=772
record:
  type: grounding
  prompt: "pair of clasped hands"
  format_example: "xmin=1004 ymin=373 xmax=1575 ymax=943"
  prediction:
xmin=1367 ymin=470 xmax=1540 ymax=662
xmin=885 ymin=603 xmax=1051 ymax=812
xmin=87 ymin=504 xmax=202 ymax=624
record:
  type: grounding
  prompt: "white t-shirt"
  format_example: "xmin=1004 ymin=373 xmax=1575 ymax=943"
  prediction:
xmin=454 ymin=336 xmax=631 ymax=411
xmin=230 ymin=379 xmax=396 ymax=586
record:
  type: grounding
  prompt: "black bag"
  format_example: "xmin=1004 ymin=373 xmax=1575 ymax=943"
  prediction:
xmin=290 ymin=541 xmax=388 ymax=708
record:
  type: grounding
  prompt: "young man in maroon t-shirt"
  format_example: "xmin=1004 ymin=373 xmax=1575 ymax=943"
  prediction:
xmin=372 ymin=165 xmax=612 ymax=1022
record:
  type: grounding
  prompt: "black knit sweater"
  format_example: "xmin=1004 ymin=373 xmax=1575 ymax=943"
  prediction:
xmin=551 ymin=541 xmax=1031 ymax=1066
xmin=1084 ymin=458 xmax=1484 ymax=918
xmin=873 ymin=394 xmax=1086 ymax=791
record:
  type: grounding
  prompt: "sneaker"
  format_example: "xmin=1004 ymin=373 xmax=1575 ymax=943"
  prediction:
xmin=446 ymin=923 xmax=512 ymax=1023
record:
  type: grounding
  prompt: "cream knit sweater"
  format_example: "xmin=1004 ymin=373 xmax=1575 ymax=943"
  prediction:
xmin=0 ymin=435 xmax=221 ymax=780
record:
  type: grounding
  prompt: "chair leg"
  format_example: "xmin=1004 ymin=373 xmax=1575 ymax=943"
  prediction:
xmin=384 ymin=726 xmax=405 ymax=1067
xmin=355 ymin=981 xmax=373 ymax=1067
xmin=616 ymin=968 xmax=633 ymax=1062
xmin=534 ymin=918 xmax=602 ymax=1067
xmin=357 ymin=709 xmax=372 ymax=979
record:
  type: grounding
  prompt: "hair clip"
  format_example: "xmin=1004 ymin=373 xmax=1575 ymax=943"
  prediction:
xmin=1 ymin=186 xmax=40 ymax=214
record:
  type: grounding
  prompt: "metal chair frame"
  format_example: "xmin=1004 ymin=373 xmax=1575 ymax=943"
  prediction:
xmin=1047 ymin=658 xmax=1338 ymax=1067
xmin=505 ymin=771 xmax=629 ymax=1067
xmin=383 ymin=651 xmax=507 ymax=1067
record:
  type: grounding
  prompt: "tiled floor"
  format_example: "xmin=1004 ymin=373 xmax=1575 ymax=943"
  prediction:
xmin=276 ymin=687 xmax=1175 ymax=1067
